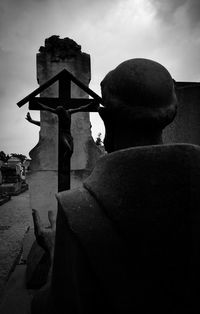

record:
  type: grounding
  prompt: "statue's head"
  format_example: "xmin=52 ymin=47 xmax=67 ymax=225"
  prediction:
xmin=100 ymin=58 xmax=177 ymax=152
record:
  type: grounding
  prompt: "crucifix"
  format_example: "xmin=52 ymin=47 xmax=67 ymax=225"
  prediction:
xmin=17 ymin=69 xmax=102 ymax=193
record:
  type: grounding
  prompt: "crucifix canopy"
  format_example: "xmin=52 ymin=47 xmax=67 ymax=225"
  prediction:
xmin=17 ymin=68 xmax=102 ymax=111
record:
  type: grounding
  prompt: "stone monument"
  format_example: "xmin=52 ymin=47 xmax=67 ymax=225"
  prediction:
xmin=28 ymin=36 xmax=101 ymax=223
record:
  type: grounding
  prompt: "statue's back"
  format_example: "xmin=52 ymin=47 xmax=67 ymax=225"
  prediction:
xmin=55 ymin=144 xmax=200 ymax=313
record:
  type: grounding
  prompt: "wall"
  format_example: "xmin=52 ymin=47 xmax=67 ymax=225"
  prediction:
xmin=163 ymin=84 xmax=200 ymax=145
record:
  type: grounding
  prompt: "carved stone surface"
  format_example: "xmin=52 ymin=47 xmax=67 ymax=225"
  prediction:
xmin=39 ymin=35 xmax=81 ymax=60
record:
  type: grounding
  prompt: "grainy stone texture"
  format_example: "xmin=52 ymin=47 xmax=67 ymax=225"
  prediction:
xmin=163 ymin=85 xmax=200 ymax=144
xmin=55 ymin=144 xmax=200 ymax=313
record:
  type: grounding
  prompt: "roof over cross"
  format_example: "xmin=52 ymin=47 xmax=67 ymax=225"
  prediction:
xmin=17 ymin=68 xmax=102 ymax=111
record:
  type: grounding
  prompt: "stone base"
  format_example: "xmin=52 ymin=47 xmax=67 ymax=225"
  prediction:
xmin=26 ymin=241 xmax=50 ymax=289
xmin=28 ymin=171 xmax=58 ymax=224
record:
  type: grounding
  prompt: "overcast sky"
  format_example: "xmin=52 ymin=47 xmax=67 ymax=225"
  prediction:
xmin=0 ymin=0 xmax=200 ymax=156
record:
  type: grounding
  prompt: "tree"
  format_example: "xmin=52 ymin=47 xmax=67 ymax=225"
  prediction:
xmin=0 ymin=151 xmax=10 ymax=162
xmin=95 ymin=133 xmax=102 ymax=146
xmin=10 ymin=153 xmax=27 ymax=163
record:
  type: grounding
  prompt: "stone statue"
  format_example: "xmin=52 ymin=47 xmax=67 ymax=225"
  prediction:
xmin=32 ymin=59 xmax=200 ymax=314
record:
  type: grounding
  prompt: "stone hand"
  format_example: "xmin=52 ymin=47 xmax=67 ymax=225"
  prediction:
xmin=25 ymin=112 xmax=32 ymax=122
xmin=32 ymin=209 xmax=56 ymax=260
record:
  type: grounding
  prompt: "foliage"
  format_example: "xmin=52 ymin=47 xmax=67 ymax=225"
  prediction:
xmin=95 ymin=133 xmax=102 ymax=146
xmin=0 ymin=151 xmax=27 ymax=164
xmin=10 ymin=153 xmax=27 ymax=163
xmin=0 ymin=151 xmax=10 ymax=162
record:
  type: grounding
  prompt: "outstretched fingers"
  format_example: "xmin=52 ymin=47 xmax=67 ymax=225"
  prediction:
xmin=25 ymin=112 xmax=31 ymax=121
xmin=32 ymin=209 xmax=43 ymax=239
xmin=48 ymin=210 xmax=56 ymax=231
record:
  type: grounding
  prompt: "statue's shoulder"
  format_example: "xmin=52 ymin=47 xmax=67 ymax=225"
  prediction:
xmin=57 ymin=143 xmax=200 ymax=231
xmin=56 ymin=186 xmax=106 ymax=233
xmin=85 ymin=143 xmax=200 ymax=179
xmin=57 ymin=186 xmax=95 ymax=215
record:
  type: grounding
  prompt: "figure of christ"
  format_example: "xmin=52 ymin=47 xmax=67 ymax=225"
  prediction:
xmin=26 ymin=101 xmax=99 ymax=157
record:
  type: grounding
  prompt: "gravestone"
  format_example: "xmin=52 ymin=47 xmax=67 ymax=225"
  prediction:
xmin=28 ymin=36 xmax=101 ymax=223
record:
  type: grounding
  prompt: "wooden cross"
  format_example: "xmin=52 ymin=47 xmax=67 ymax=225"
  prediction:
xmin=17 ymin=69 xmax=102 ymax=192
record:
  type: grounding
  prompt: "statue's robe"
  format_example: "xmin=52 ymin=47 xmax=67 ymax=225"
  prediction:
xmin=33 ymin=144 xmax=200 ymax=314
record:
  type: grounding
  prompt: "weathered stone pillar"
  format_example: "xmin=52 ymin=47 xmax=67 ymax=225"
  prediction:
xmin=29 ymin=36 xmax=101 ymax=223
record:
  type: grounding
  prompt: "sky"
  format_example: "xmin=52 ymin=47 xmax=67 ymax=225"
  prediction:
xmin=0 ymin=0 xmax=200 ymax=157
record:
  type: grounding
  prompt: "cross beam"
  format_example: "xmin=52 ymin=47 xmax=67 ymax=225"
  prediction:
xmin=17 ymin=69 xmax=102 ymax=108
xmin=29 ymin=98 xmax=98 ymax=111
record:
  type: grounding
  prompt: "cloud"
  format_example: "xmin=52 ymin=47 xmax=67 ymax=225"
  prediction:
xmin=150 ymin=0 xmax=200 ymax=27
xmin=0 ymin=0 xmax=199 ymax=155
xmin=0 ymin=0 xmax=127 ymax=155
